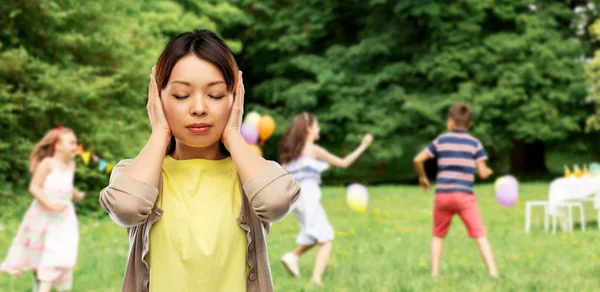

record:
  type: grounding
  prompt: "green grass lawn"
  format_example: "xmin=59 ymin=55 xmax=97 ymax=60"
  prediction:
xmin=1 ymin=183 xmax=598 ymax=291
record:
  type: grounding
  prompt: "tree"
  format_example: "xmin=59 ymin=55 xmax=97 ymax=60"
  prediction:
xmin=585 ymin=6 xmax=600 ymax=134
xmin=0 ymin=0 xmax=245 ymax=202
xmin=237 ymin=0 xmax=591 ymax=177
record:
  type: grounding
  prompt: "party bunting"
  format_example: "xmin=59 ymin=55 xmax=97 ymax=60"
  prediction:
xmin=81 ymin=152 xmax=91 ymax=165
xmin=75 ymin=142 xmax=116 ymax=175
xmin=99 ymin=160 xmax=108 ymax=172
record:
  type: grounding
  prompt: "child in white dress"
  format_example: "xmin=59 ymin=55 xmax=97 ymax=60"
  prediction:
xmin=1 ymin=126 xmax=85 ymax=292
xmin=279 ymin=113 xmax=373 ymax=286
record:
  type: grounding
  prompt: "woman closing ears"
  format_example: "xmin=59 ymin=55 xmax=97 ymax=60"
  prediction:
xmin=99 ymin=30 xmax=300 ymax=292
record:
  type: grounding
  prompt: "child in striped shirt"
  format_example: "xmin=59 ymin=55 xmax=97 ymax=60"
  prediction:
xmin=413 ymin=104 xmax=499 ymax=278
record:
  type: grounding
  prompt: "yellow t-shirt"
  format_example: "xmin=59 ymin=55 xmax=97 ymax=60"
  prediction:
xmin=148 ymin=156 xmax=248 ymax=292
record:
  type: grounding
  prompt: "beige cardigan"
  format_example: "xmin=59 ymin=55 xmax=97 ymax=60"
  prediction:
xmin=99 ymin=159 xmax=300 ymax=292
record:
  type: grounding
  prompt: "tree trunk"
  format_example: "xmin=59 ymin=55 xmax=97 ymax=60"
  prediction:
xmin=511 ymin=141 xmax=547 ymax=175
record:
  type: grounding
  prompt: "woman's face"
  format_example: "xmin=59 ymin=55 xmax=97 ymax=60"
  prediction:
xmin=160 ymin=54 xmax=233 ymax=149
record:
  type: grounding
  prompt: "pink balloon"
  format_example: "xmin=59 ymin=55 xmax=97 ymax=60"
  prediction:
xmin=241 ymin=123 xmax=259 ymax=145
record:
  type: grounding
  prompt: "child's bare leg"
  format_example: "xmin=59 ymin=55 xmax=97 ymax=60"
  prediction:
xmin=431 ymin=236 xmax=444 ymax=276
xmin=32 ymin=271 xmax=39 ymax=292
xmin=474 ymin=236 xmax=498 ymax=277
xmin=293 ymin=244 xmax=316 ymax=257
xmin=38 ymin=282 xmax=52 ymax=292
xmin=311 ymin=240 xmax=333 ymax=284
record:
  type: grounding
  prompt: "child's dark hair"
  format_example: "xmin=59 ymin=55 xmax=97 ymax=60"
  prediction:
xmin=448 ymin=104 xmax=471 ymax=127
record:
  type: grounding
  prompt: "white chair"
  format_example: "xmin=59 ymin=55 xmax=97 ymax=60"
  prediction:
xmin=551 ymin=202 xmax=585 ymax=233
xmin=525 ymin=201 xmax=548 ymax=233
xmin=578 ymin=196 xmax=596 ymax=229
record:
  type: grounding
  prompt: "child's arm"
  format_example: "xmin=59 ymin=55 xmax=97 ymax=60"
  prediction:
xmin=413 ymin=150 xmax=432 ymax=191
xmin=476 ymin=161 xmax=493 ymax=180
xmin=71 ymin=162 xmax=85 ymax=202
xmin=311 ymin=134 xmax=373 ymax=169
xmin=474 ymin=141 xmax=492 ymax=179
xmin=73 ymin=189 xmax=85 ymax=201
xmin=29 ymin=158 xmax=66 ymax=212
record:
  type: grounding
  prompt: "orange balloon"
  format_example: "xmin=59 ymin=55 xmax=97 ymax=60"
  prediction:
xmin=258 ymin=116 xmax=275 ymax=140
xmin=250 ymin=144 xmax=263 ymax=157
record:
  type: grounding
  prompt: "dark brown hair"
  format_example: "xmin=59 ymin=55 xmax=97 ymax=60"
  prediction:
xmin=29 ymin=127 xmax=75 ymax=172
xmin=280 ymin=113 xmax=317 ymax=164
xmin=154 ymin=29 xmax=239 ymax=155
xmin=448 ymin=103 xmax=471 ymax=128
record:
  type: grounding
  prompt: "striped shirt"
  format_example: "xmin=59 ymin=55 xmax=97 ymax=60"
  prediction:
xmin=426 ymin=130 xmax=487 ymax=195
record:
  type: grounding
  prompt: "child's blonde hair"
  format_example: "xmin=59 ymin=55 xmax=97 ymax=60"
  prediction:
xmin=29 ymin=126 xmax=75 ymax=172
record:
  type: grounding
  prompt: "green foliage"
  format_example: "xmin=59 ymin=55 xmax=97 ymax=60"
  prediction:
xmin=586 ymin=16 xmax=600 ymax=131
xmin=0 ymin=1 xmax=245 ymax=205
xmin=0 ymin=1 xmax=597 ymax=214
xmin=238 ymin=0 xmax=592 ymax=167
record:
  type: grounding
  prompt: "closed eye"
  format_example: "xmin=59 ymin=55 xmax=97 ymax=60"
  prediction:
xmin=209 ymin=95 xmax=225 ymax=100
xmin=173 ymin=95 xmax=189 ymax=100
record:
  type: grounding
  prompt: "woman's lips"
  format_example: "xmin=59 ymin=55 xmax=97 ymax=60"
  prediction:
xmin=187 ymin=123 xmax=212 ymax=134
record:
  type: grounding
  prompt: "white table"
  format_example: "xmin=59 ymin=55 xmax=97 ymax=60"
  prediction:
xmin=547 ymin=175 xmax=600 ymax=215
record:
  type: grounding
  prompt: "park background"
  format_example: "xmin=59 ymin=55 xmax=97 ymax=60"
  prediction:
xmin=1 ymin=1 xmax=600 ymax=291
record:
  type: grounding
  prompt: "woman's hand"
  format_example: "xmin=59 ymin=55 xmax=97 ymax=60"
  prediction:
xmin=147 ymin=66 xmax=171 ymax=137
xmin=222 ymin=71 xmax=244 ymax=150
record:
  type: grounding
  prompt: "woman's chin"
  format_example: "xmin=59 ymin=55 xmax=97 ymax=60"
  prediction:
xmin=176 ymin=136 xmax=221 ymax=149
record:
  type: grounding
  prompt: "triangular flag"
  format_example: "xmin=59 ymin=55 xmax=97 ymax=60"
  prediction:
xmin=92 ymin=154 xmax=99 ymax=163
xmin=77 ymin=144 xmax=84 ymax=155
xmin=81 ymin=152 xmax=91 ymax=165
xmin=105 ymin=163 xmax=114 ymax=174
xmin=99 ymin=160 xmax=108 ymax=172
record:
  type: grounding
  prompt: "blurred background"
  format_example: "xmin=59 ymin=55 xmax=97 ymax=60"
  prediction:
xmin=1 ymin=1 xmax=600 ymax=291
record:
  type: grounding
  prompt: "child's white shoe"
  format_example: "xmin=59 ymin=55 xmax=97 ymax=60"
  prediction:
xmin=280 ymin=253 xmax=300 ymax=277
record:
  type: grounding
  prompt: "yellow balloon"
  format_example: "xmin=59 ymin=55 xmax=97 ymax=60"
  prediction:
xmin=347 ymin=190 xmax=368 ymax=213
xmin=494 ymin=177 xmax=507 ymax=191
xmin=258 ymin=115 xmax=275 ymax=140
xmin=249 ymin=144 xmax=263 ymax=157
xmin=244 ymin=112 xmax=262 ymax=127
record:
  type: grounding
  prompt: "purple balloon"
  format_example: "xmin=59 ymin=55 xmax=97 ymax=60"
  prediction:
xmin=241 ymin=123 xmax=258 ymax=145
xmin=347 ymin=183 xmax=369 ymax=202
xmin=495 ymin=175 xmax=519 ymax=207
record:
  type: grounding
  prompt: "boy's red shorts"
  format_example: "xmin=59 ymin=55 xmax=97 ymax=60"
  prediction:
xmin=433 ymin=193 xmax=486 ymax=238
